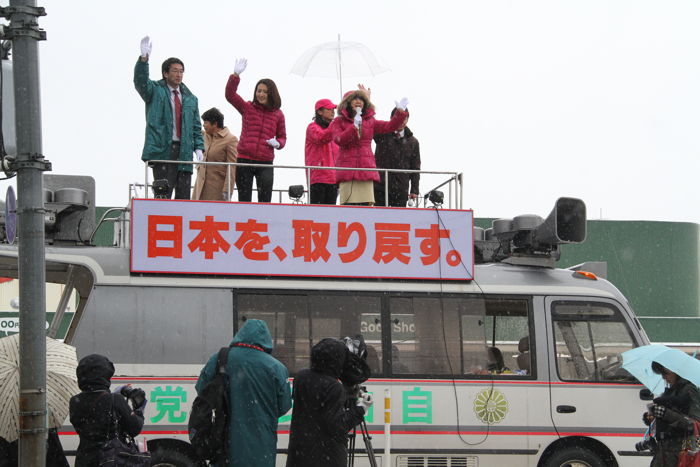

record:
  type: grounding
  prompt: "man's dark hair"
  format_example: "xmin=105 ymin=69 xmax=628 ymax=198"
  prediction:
xmin=161 ymin=57 xmax=185 ymax=76
xmin=254 ymin=78 xmax=282 ymax=110
xmin=202 ymin=107 xmax=224 ymax=128
xmin=390 ymin=107 xmax=409 ymax=117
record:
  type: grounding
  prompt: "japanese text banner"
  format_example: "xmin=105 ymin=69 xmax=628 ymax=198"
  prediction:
xmin=130 ymin=200 xmax=474 ymax=280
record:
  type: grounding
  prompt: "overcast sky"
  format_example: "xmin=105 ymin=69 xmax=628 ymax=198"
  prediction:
xmin=2 ymin=0 xmax=699 ymax=224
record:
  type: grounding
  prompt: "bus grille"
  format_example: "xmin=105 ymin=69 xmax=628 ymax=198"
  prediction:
xmin=396 ymin=456 xmax=478 ymax=467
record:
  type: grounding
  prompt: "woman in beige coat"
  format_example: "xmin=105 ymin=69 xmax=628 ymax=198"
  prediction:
xmin=193 ymin=107 xmax=238 ymax=200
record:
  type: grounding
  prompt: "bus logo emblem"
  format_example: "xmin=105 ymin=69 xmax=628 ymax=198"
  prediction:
xmin=473 ymin=389 xmax=509 ymax=424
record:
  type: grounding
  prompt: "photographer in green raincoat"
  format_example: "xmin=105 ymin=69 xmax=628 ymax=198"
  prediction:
xmin=196 ymin=319 xmax=291 ymax=467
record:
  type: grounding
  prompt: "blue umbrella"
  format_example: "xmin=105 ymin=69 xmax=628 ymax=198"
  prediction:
xmin=621 ymin=344 xmax=668 ymax=396
xmin=622 ymin=344 xmax=700 ymax=396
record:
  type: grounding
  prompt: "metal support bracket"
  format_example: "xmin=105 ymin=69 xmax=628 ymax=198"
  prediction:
xmin=0 ymin=6 xmax=47 ymax=41
xmin=9 ymin=153 xmax=51 ymax=171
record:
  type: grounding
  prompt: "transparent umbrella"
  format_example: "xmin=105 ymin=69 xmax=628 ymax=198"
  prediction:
xmin=290 ymin=34 xmax=390 ymax=100
xmin=0 ymin=334 xmax=79 ymax=442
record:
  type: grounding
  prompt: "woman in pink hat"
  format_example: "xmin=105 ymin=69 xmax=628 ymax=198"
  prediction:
xmin=332 ymin=89 xmax=409 ymax=205
xmin=305 ymin=98 xmax=339 ymax=204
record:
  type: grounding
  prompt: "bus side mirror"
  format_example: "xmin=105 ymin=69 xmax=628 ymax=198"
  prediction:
xmin=639 ymin=388 xmax=654 ymax=401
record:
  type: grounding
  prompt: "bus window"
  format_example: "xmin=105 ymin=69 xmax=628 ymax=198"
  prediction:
xmin=237 ymin=292 xmax=381 ymax=376
xmin=465 ymin=298 xmax=531 ymax=377
xmin=552 ymin=301 xmax=637 ymax=382
xmin=389 ymin=296 xmax=531 ymax=377
xmin=390 ymin=296 xmax=460 ymax=375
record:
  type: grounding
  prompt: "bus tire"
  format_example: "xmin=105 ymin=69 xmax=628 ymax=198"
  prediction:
xmin=149 ymin=446 xmax=201 ymax=467
xmin=542 ymin=446 xmax=606 ymax=467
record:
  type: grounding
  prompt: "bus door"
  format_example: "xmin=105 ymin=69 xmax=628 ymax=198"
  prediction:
xmin=545 ymin=297 xmax=645 ymax=447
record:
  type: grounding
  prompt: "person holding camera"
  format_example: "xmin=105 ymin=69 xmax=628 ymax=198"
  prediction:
xmin=642 ymin=361 xmax=700 ymax=466
xmin=69 ymin=354 xmax=146 ymax=467
xmin=286 ymin=338 xmax=373 ymax=467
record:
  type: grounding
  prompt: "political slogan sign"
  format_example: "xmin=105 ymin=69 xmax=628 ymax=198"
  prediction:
xmin=130 ymin=199 xmax=474 ymax=280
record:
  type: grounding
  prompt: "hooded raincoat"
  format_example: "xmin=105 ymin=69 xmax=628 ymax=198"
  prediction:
xmin=286 ymin=338 xmax=366 ymax=467
xmin=69 ymin=354 xmax=144 ymax=467
xmin=133 ymin=59 xmax=204 ymax=173
xmin=196 ymin=319 xmax=292 ymax=467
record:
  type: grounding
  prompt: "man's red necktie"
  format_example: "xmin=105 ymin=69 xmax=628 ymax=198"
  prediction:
xmin=173 ymin=90 xmax=182 ymax=140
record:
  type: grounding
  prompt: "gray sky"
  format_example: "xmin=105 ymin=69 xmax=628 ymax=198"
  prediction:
xmin=4 ymin=0 xmax=699 ymax=223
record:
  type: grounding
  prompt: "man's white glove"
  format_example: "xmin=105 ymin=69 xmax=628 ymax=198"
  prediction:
xmin=234 ymin=58 xmax=248 ymax=75
xmin=194 ymin=149 xmax=203 ymax=162
xmin=266 ymin=138 xmax=280 ymax=149
xmin=353 ymin=108 xmax=363 ymax=129
xmin=395 ymin=97 xmax=409 ymax=111
xmin=139 ymin=36 xmax=152 ymax=57
xmin=356 ymin=392 xmax=373 ymax=414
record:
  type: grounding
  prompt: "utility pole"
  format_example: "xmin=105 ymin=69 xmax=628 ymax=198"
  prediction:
xmin=1 ymin=1 xmax=50 ymax=465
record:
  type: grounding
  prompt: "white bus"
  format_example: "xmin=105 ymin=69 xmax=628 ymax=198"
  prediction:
xmin=0 ymin=177 xmax=653 ymax=467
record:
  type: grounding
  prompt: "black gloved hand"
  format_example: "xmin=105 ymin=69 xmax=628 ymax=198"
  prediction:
xmin=129 ymin=388 xmax=147 ymax=412
xmin=643 ymin=411 xmax=653 ymax=426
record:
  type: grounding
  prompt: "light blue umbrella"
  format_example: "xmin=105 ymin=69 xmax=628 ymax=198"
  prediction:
xmin=621 ymin=344 xmax=668 ymax=396
xmin=622 ymin=344 xmax=700 ymax=396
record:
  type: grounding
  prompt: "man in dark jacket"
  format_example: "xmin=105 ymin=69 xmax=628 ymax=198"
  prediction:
xmin=134 ymin=36 xmax=204 ymax=199
xmin=69 ymin=354 xmax=145 ymax=467
xmin=643 ymin=362 xmax=700 ymax=467
xmin=286 ymin=338 xmax=373 ymax=467
xmin=196 ymin=319 xmax=292 ymax=467
xmin=373 ymin=108 xmax=420 ymax=207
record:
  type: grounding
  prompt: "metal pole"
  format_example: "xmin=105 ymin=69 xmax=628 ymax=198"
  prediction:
xmin=5 ymin=1 xmax=49 ymax=465
xmin=337 ymin=33 xmax=343 ymax=101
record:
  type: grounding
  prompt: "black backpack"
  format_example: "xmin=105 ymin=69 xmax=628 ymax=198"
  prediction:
xmin=188 ymin=347 xmax=230 ymax=463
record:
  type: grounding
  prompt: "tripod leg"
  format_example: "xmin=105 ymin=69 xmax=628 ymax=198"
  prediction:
xmin=348 ymin=427 xmax=356 ymax=467
xmin=360 ymin=420 xmax=378 ymax=467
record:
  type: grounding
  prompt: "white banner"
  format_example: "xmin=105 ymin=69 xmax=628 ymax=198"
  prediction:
xmin=130 ymin=200 xmax=474 ymax=280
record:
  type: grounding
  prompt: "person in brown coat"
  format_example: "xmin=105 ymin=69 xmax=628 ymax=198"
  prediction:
xmin=193 ymin=108 xmax=238 ymax=201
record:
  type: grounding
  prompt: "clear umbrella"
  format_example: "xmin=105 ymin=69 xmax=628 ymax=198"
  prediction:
xmin=290 ymin=34 xmax=390 ymax=100
xmin=0 ymin=334 xmax=79 ymax=442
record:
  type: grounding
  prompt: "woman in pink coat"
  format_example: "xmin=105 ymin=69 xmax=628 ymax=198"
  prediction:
xmin=332 ymin=89 xmax=409 ymax=205
xmin=305 ymin=98 xmax=339 ymax=205
xmin=225 ymin=58 xmax=286 ymax=203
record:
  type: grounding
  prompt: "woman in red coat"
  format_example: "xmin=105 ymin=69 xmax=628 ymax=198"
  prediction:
xmin=332 ymin=89 xmax=408 ymax=205
xmin=225 ymin=58 xmax=286 ymax=203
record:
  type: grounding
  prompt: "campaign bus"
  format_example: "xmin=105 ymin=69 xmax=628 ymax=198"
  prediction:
xmin=0 ymin=174 xmax=653 ymax=467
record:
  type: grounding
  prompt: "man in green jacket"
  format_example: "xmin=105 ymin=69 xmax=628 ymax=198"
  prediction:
xmin=196 ymin=319 xmax=292 ymax=467
xmin=134 ymin=36 xmax=204 ymax=199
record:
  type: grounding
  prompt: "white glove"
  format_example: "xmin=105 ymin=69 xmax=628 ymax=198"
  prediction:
xmin=139 ymin=36 xmax=152 ymax=57
xmin=266 ymin=138 xmax=280 ymax=149
xmin=353 ymin=108 xmax=363 ymax=129
xmin=234 ymin=58 xmax=247 ymax=75
xmin=194 ymin=149 xmax=203 ymax=162
xmin=356 ymin=392 xmax=373 ymax=414
xmin=395 ymin=97 xmax=409 ymax=111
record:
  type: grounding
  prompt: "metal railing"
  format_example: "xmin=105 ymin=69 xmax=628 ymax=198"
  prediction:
xmin=135 ymin=159 xmax=463 ymax=209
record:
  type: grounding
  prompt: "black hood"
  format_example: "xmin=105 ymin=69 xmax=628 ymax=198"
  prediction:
xmin=76 ymin=354 xmax=114 ymax=391
xmin=311 ymin=338 xmax=347 ymax=379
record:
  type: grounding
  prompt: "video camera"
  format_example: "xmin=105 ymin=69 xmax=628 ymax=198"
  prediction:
xmin=340 ymin=334 xmax=371 ymax=389
xmin=634 ymin=436 xmax=657 ymax=453
xmin=120 ymin=385 xmax=146 ymax=411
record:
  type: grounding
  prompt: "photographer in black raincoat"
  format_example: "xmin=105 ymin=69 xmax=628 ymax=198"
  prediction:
xmin=286 ymin=337 xmax=373 ymax=467
xmin=69 ymin=354 xmax=146 ymax=467
xmin=643 ymin=361 xmax=700 ymax=467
